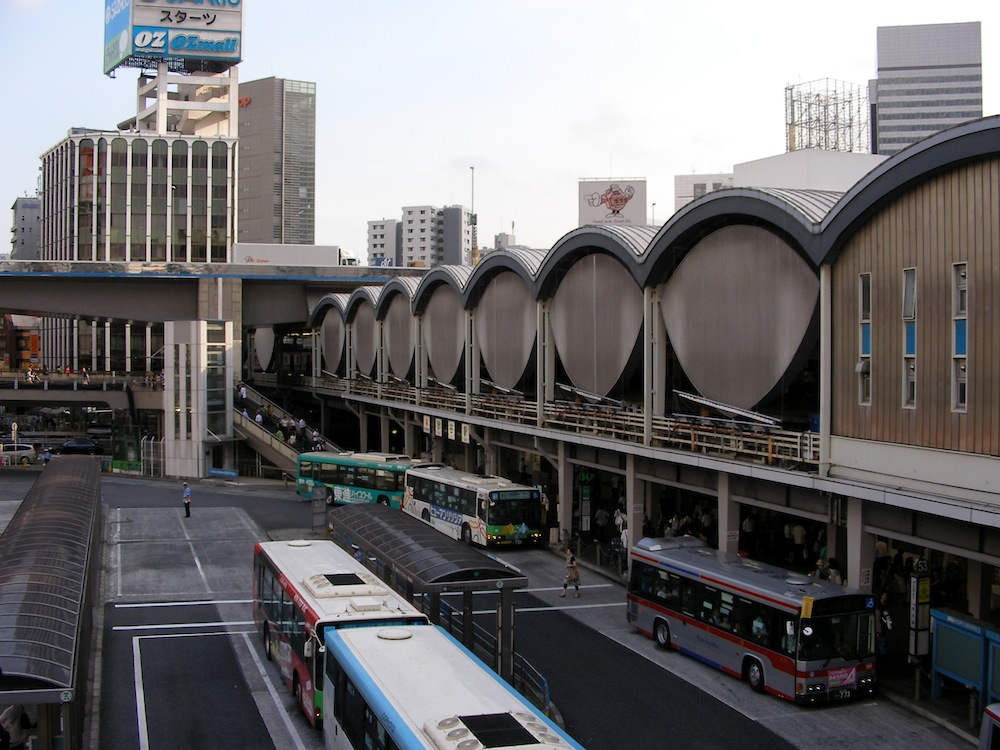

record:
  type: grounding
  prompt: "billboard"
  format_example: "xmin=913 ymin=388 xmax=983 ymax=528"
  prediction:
xmin=578 ymin=178 xmax=648 ymax=227
xmin=104 ymin=0 xmax=244 ymax=75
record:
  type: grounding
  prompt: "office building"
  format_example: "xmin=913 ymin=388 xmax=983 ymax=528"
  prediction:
xmin=870 ymin=22 xmax=982 ymax=156
xmin=10 ymin=197 xmax=40 ymax=260
xmin=237 ymin=77 xmax=316 ymax=245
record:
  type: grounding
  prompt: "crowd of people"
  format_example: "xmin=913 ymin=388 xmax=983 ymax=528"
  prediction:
xmin=239 ymin=385 xmax=325 ymax=453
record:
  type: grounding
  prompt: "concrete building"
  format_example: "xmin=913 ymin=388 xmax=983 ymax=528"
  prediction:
xmin=870 ymin=22 xmax=982 ymax=156
xmin=733 ymin=150 xmax=886 ymax=192
xmin=399 ymin=205 xmax=473 ymax=267
xmin=10 ymin=197 xmax=41 ymax=260
xmin=237 ymin=77 xmax=316 ymax=245
xmin=674 ymin=173 xmax=733 ymax=212
xmin=367 ymin=219 xmax=400 ymax=266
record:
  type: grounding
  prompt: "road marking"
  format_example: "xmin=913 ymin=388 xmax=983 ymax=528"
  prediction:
xmin=442 ymin=584 xmax=615 ymax=597
xmin=132 ymin=636 xmax=150 ymax=750
xmin=240 ymin=631 xmax=309 ymax=750
xmin=115 ymin=599 xmax=252 ymax=608
xmin=113 ymin=621 xmax=255 ymax=632
xmin=473 ymin=602 xmax=625 ymax=615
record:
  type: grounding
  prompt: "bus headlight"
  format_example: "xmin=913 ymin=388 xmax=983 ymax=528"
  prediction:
xmin=806 ymin=683 xmax=825 ymax=694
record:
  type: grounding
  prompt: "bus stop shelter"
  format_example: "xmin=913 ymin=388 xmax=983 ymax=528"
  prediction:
xmin=327 ymin=503 xmax=528 ymax=682
xmin=0 ymin=457 xmax=102 ymax=750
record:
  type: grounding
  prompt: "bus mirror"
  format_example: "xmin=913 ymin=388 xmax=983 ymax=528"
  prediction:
xmin=786 ymin=621 xmax=795 ymax=636
xmin=304 ymin=640 xmax=314 ymax=658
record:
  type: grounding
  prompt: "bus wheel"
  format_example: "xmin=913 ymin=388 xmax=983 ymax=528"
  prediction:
xmin=377 ymin=496 xmax=390 ymax=506
xmin=654 ymin=620 xmax=671 ymax=649
xmin=421 ymin=509 xmax=431 ymax=522
xmin=326 ymin=488 xmax=334 ymax=506
xmin=745 ymin=658 xmax=765 ymax=693
xmin=263 ymin=626 xmax=273 ymax=661
xmin=461 ymin=525 xmax=473 ymax=545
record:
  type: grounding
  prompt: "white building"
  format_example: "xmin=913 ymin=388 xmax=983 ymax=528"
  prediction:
xmin=367 ymin=219 xmax=399 ymax=266
xmin=398 ymin=205 xmax=472 ymax=267
xmin=674 ymin=173 xmax=733 ymax=213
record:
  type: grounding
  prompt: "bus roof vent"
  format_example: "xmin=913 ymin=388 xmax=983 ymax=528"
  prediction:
xmin=348 ymin=596 xmax=385 ymax=612
xmin=303 ymin=573 xmax=387 ymax=599
xmin=785 ymin=576 xmax=812 ymax=586
xmin=424 ymin=712 xmax=566 ymax=750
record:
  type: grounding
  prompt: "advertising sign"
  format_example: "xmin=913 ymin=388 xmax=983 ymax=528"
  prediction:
xmin=578 ymin=178 xmax=647 ymax=227
xmin=104 ymin=0 xmax=244 ymax=74
xmin=104 ymin=0 xmax=132 ymax=74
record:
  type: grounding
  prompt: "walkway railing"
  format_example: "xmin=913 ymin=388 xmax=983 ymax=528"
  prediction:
xmin=253 ymin=373 xmax=820 ymax=470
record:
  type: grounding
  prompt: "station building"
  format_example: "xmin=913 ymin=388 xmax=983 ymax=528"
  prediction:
xmin=247 ymin=116 xmax=1000 ymax=621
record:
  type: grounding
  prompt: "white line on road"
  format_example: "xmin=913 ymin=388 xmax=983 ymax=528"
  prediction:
xmin=115 ymin=599 xmax=252 ymax=608
xmin=240 ymin=631 xmax=309 ymax=750
xmin=113 ymin=621 xmax=255 ymax=632
xmin=132 ymin=636 xmax=150 ymax=750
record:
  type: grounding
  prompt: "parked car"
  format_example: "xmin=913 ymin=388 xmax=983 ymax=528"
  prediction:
xmin=53 ymin=438 xmax=103 ymax=456
xmin=0 ymin=442 xmax=37 ymax=464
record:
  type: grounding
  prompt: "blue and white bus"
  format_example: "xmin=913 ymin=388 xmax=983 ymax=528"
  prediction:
xmin=322 ymin=623 xmax=583 ymax=750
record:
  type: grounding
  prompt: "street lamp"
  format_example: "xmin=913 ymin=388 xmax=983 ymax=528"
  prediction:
xmin=652 ymin=202 xmax=657 ymax=226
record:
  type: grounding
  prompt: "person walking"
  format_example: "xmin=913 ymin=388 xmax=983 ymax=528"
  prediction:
xmin=560 ymin=547 xmax=581 ymax=598
xmin=182 ymin=481 xmax=191 ymax=518
xmin=0 ymin=704 xmax=29 ymax=750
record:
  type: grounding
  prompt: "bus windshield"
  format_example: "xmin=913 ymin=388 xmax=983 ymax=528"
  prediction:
xmin=487 ymin=491 xmax=542 ymax=526
xmin=799 ymin=613 xmax=876 ymax=662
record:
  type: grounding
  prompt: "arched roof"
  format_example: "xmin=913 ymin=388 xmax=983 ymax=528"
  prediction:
xmin=461 ymin=248 xmax=545 ymax=308
xmin=821 ymin=115 xmax=1000 ymax=264
xmin=308 ymin=292 xmax=349 ymax=327
xmin=374 ymin=276 xmax=420 ymax=319
xmin=0 ymin=457 xmax=100 ymax=700
xmin=640 ymin=187 xmax=840 ymax=285
xmin=343 ymin=286 xmax=382 ymax=322
xmin=536 ymin=224 xmax=654 ymax=297
xmin=413 ymin=265 xmax=473 ymax=314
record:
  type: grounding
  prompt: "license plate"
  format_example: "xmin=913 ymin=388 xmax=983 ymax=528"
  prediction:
xmin=514 ymin=539 xmax=523 ymax=545
xmin=832 ymin=688 xmax=854 ymax=700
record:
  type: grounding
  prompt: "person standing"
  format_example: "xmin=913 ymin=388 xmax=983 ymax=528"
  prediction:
xmin=0 ymin=704 xmax=28 ymax=750
xmin=560 ymin=547 xmax=581 ymax=598
xmin=182 ymin=481 xmax=191 ymax=518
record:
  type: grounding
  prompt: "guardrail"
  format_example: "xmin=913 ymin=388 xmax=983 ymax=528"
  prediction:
xmin=260 ymin=374 xmax=820 ymax=469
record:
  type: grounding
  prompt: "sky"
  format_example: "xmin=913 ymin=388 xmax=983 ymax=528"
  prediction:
xmin=1 ymin=1 xmax=997 ymax=260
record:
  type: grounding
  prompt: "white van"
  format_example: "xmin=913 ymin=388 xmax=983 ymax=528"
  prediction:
xmin=1 ymin=443 xmax=37 ymax=465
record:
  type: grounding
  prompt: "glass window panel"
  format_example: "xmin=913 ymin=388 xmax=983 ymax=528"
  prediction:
xmin=954 ymin=319 xmax=967 ymax=357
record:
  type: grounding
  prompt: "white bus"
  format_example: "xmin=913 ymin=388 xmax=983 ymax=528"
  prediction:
xmin=401 ymin=465 xmax=544 ymax=547
xmin=253 ymin=539 xmax=429 ymax=728
xmin=628 ymin=535 xmax=877 ymax=704
xmin=322 ymin=623 xmax=583 ymax=750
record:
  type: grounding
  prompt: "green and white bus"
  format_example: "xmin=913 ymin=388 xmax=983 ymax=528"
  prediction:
xmin=296 ymin=451 xmax=417 ymax=508
xmin=402 ymin=464 xmax=544 ymax=547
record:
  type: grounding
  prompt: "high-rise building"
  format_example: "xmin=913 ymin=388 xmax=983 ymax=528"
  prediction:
xmin=10 ymin=197 xmax=40 ymax=260
xmin=237 ymin=77 xmax=316 ymax=245
xmin=397 ymin=205 xmax=473 ymax=267
xmin=870 ymin=22 xmax=982 ymax=156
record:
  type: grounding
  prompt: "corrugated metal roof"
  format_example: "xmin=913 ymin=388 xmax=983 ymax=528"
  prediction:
xmin=0 ymin=457 xmax=100 ymax=694
xmin=742 ymin=187 xmax=843 ymax=225
xmin=488 ymin=247 xmax=548 ymax=278
xmin=328 ymin=504 xmax=527 ymax=592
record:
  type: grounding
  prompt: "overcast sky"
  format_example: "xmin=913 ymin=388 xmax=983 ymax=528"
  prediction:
xmin=1 ymin=1 xmax=996 ymax=259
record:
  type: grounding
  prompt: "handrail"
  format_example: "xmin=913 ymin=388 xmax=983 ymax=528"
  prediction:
xmin=279 ymin=374 xmax=820 ymax=470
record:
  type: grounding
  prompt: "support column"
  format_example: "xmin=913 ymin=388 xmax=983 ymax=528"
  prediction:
xmin=819 ymin=264 xmax=832 ymax=477
xmin=846 ymin=496 xmax=874 ymax=591
xmin=967 ymin=560 xmax=988 ymax=620
xmin=717 ymin=473 xmax=739 ymax=555
xmin=557 ymin=440 xmax=570 ymax=545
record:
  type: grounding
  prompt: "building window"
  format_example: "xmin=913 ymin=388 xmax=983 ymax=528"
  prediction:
xmin=693 ymin=183 xmax=707 ymax=199
xmin=902 ymin=268 xmax=916 ymax=407
xmin=858 ymin=273 xmax=872 ymax=404
xmin=952 ymin=263 xmax=967 ymax=411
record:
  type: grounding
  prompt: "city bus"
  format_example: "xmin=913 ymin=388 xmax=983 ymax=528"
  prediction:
xmin=296 ymin=451 xmax=417 ymax=507
xmin=627 ymin=535 xmax=877 ymax=704
xmin=252 ymin=539 xmax=429 ymax=727
xmin=401 ymin=465 xmax=544 ymax=547
xmin=322 ymin=623 xmax=584 ymax=750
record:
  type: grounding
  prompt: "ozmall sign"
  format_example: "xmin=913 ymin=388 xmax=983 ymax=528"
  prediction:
xmin=104 ymin=0 xmax=243 ymax=74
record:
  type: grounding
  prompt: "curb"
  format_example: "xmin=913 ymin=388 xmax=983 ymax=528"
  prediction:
xmin=879 ymin=686 xmax=978 ymax=746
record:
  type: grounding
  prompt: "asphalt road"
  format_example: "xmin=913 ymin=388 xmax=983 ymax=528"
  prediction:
xmin=0 ymin=468 xmax=974 ymax=749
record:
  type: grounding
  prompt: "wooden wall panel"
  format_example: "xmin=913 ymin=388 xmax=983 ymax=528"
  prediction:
xmin=832 ymin=157 xmax=1000 ymax=458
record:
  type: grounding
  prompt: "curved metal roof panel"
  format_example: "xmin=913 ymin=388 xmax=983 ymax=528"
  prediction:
xmin=751 ymin=187 xmax=844 ymax=225
xmin=0 ymin=457 xmax=100 ymax=693
xmin=328 ymin=504 xmax=527 ymax=591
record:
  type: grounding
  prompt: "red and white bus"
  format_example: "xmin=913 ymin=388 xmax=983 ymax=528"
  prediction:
xmin=627 ymin=535 xmax=877 ymax=704
xmin=252 ymin=539 xmax=428 ymax=727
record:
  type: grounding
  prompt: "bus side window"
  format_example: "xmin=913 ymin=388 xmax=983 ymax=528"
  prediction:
xmin=681 ymin=581 xmax=701 ymax=617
